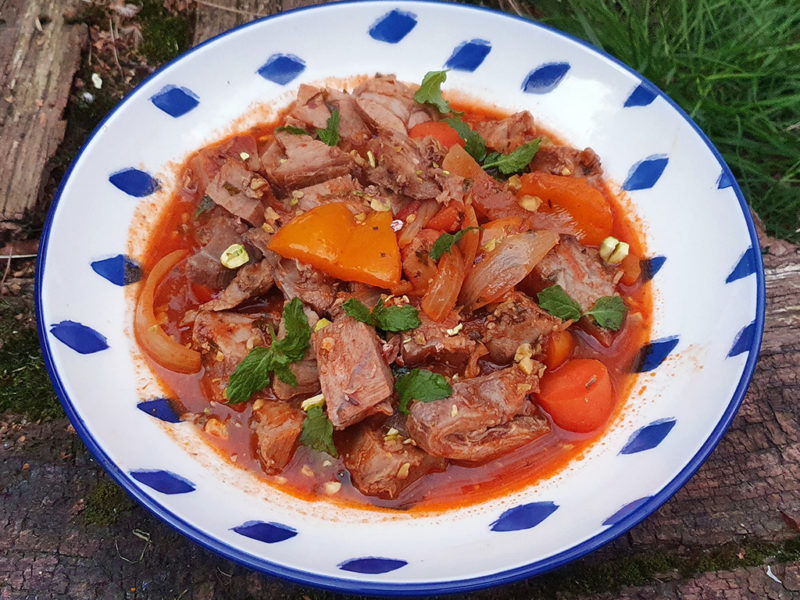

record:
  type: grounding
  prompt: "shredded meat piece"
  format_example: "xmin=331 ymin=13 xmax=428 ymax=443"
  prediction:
xmin=473 ymin=111 xmax=537 ymax=154
xmin=273 ymin=258 xmax=339 ymax=315
xmin=186 ymin=207 xmax=248 ymax=290
xmin=262 ymin=131 xmax=354 ymax=191
xmin=530 ymin=145 xmax=603 ymax=181
xmin=250 ymin=401 xmax=305 ymax=474
xmin=205 ymin=159 xmax=268 ymax=226
xmin=406 ymin=366 xmax=549 ymax=462
xmin=400 ymin=311 xmax=476 ymax=368
xmin=326 ymin=88 xmax=371 ymax=147
xmin=365 ymin=130 xmax=442 ymax=200
xmin=287 ymin=84 xmax=331 ymax=130
xmin=313 ymin=315 xmax=394 ymax=429
xmin=191 ymin=311 xmax=271 ymax=403
xmin=341 ymin=420 xmax=447 ymax=499
xmin=353 ymin=74 xmax=429 ymax=134
xmin=482 ymin=291 xmax=567 ymax=363
xmin=200 ymin=259 xmax=275 ymax=312
xmin=291 ymin=174 xmax=360 ymax=213
xmin=186 ymin=135 xmax=261 ymax=196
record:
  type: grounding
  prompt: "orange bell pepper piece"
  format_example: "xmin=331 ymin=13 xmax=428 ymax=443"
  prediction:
xmin=268 ymin=202 xmax=401 ymax=288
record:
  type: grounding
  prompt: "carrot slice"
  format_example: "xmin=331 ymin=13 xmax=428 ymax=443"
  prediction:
xmin=537 ymin=359 xmax=614 ymax=433
xmin=543 ymin=329 xmax=574 ymax=370
xmin=409 ymin=121 xmax=465 ymax=149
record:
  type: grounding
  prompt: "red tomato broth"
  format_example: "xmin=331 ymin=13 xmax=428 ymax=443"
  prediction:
xmin=135 ymin=95 xmax=653 ymax=513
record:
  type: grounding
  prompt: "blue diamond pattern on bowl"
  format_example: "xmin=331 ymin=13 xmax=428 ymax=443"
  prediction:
xmin=136 ymin=399 xmax=181 ymax=423
xmin=445 ymin=39 xmax=491 ymax=72
xmin=129 ymin=469 xmax=196 ymax=494
xmin=232 ymin=521 xmax=298 ymax=544
xmin=368 ymin=9 xmax=417 ymax=43
xmin=91 ymin=254 xmax=142 ymax=286
xmin=623 ymin=83 xmax=657 ymax=107
xmin=490 ymin=501 xmax=559 ymax=532
xmin=108 ymin=168 xmax=160 ymax=197
xmin=49 ymin=321 xmax=109 ymax=354
xmin=150 ymin=85 xmax=200 ymax=117
xmin=620 ymin=418 xmax=677 ymax=455
xmin=622 ymin=155 xmax=669 ymax=191
xmin=339 ymin=557 xmax=408 ymax=574
xmin=726 ymin=247 xmax=756 ymax=283
xmin=640 ymin=256 xmax=666 ymax=282
xmin=717 ymin=170 xmax=733 ymax=189
xmin=729 ymin=321 xmax=757 ymax=358
xmin=257 ymin=54 xmax=306 ymax=85
xmin=602 ymin=496 xmax=653 ymax=526
xmin=634 ymin=336 xmax=679 ymax=372
xmin=522 ymin=62 xmax=570 ymax=94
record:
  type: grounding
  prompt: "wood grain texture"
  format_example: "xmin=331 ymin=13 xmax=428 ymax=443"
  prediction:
xmin=193 ymin=0 xmax=282 ymax=45
xmin=0 ymin=0 xmax=86 ymax=221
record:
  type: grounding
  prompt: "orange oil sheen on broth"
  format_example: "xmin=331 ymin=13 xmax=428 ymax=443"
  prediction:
xmin=137 ymin=99 xmax=652 ymax=513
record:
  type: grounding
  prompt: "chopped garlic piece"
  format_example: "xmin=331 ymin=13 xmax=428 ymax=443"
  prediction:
xmin=370 ymin=197 xmax=391 ymax=212
xmin=599 ymin=236 xmax=619 ymax=261
xmin=366 ymin=150 xmax=376 ymax=168
xmin=507 ymin=174 xmax=522 ymax=192
xmin=384 ymin=427 xmax=402 ymax=442
xmin=450 ymin=404 xmax=458 ymax=417
xmin=445 ymin=323 xmax=463 ymax=336
xmin=220 ymin=243 xmax=249 ymax=269
xmin=517 ymin=356 xmax=534 ymax=375
xmin=313 ymin=318 xmax=332 ymax=332
xmin=514 ymin=342 xmax=533 ymax=363
xmin=396 ymin=462 xmax=411 ymax=480
xmin=239 ymin=151 xmax=250 ymax=160
xmin=301 ymin=465 xmax=314 ymax=477
xmin=301 ymin=393 xmax=325 ymax=411
xmin=608 ymin=241 xmax=630 ymax=265
xmin=518 ymin=195 xmax=541 ymax=212
xmin=323 ymin=481 xmax=342 ymax=495
xmin=354 ymin=212 xmax=366 ymax=223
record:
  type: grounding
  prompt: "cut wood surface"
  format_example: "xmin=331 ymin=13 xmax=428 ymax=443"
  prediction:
xmin=0 ymin=0 xmax=87 ymax=221
xmin=1 ymin=3 xmax=799 ymax=599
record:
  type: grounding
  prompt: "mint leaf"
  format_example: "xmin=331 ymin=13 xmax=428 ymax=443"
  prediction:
xmin=225 ymin=346 xmax=274 ymax=405
xmin=300 ymin=406 xmax=338 ymax=457
xmin=443 ymin=117 xmax=487 ymax=163
xmin=344 ymin=298 xmax=420 ymax=332
xmin=537 ymin=285 xmax=582 ymax=322
xmin=274 ymin=298 xmax=311 ymax=361
xmin=275 ymin=125 xmax=308 ymax=135
xmin=315 ymin=109 xmax=340 ymax=146
xmin=194 ymin=194 xmax=216 ymax=219
xmin=586 ymin=295 xmax=627 ymax=331
xmin=414 ymin=70 xmax=453 ymax=115
xmin=371 ymin=299 xmax=421 ymax=332
xmin=482 ymin=139 xmax=541 ymax=175
xmin=395 ymin=369 xmax=453 ymax=414
xmin=429 ymin=227 xmax=479 ymax=261
xmin=343 ymin=298 xmax=375 ymax=326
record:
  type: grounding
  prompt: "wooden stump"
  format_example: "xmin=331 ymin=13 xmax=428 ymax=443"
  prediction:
xmin=0 ymin=0 xmax=87 ymax=222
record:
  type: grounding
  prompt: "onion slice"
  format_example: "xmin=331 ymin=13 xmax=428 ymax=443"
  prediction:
xmin=134 ymin=249 xmax=202 ymax=373
xmin=459 ymin=230 xmax=559 ymax=312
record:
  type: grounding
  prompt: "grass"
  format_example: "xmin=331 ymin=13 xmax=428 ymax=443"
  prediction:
xmin=507 ymin=0 xmax=800 ymax=243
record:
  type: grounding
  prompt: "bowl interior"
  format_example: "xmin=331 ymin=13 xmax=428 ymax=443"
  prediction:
xmin=37 ymin=1 xmax=763 ymax=594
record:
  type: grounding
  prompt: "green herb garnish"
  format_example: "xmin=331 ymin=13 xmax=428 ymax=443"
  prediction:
xmin=343 ymin=298 xmax=420 ymax=332
xmin=194 ymin=194 xmax=215 ymax=219
xmin=443 ymin=117 xmax=487 ymax=163
xmin=481 ymin=139 xmax=541 ymax=175
xmin=299 ymin=405 xmax=338 ymax=457
xmin=414 ymin=70 xmax=455 ymax=115
xmin=275 ymin=125 xmax=309 ymax=135
xmin=316 ymin=109 xmax=340 ymax=146
xmin=537 ymin=285 xmax=627 ymax=331
xmin=429 ymin=227 xmax=479 ymax=261
xmin=225 ymin=298 xmax=311 ymax=404
xmin=395 ymin=369 xmax=453 ymax=414
xmin=585 ymin=295 xmax=628 ymax=331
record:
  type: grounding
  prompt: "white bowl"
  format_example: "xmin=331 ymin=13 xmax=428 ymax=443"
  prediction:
xmin=37 ymin=1 xmax=764 ymax=594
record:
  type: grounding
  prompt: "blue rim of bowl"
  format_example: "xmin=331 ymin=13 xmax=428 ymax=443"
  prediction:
xmin=35 ymin=0 xmax=766 ymax=594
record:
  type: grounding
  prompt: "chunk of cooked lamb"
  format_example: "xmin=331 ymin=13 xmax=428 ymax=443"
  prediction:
xmin=473 ymin=111 xmax=537 ymax=154
xmin=186 ymin=207 xmax=248 ymax=289
xmin=530 ymin=145 xmax=603 ymax=181
xmin=186 ymin=135 xmax=261 ymax=196
xmin=273 ymin=259 xmax=339 ymax=315
xmin=313 ymin=315 xmax=394 ymax=429
xmin=482 ymin=292 xmax=566 ymax=363
xmin=326 ymin=88 xmax=371 ymax=146
xmin=191 ymin=311 xmax=270 ymax=402
xmin=262 ymin=131 xmax=353 ymax=190
xmin=353 ymin=74 xmax=430 ymax=134
xmin=365 ymin=130 xmax=442 ymax=200
xmin=250 ymin=401 xmax=305 ymax=474
xmin=400 ymin=311 xmax=476 ymax=368
xmin=406 ymin=366 xmax=549 ymax=463
xmin=200 ymin=259 xmax=276 ymax=311
xmin=287 ymin=84 xmax=331 ymax=130
xmin=291 ymin=174 xmax=360 ymax=213
xmin=341 ymin=420 xmax=447 ymax=499
xmin=204 ymin=159 xmax=269 ymax=226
